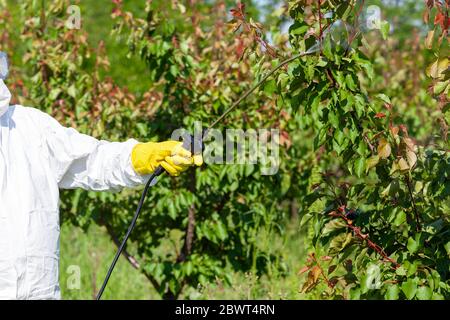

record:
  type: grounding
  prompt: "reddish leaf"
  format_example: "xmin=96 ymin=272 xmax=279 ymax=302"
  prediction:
xmin=111 ymin=7 xmax=122 ymax=18
xmin=328 ymin=277 xmax=338 ymax=288
xmin=230 ymin=9 xmax=243 ymax=19
xmin=374 ymin=112 xmax=386 ymax=119
xmin=235 ymin=37 xmax=245 ymax=58
xmin=280 ymin=130 xmax=292 ymax=149
xmin=230 ymin=2 xmax=245 ymax=20
xmin=399 ymin=124 xmax=408 ymax=135
xmin=434 ymin=12 xmax=445 ymax=29
xmin=310 ymin=266 xmax=321 ymax=283
xmin=390 ymin=126 xmax=399 ymax=137
xmin=298 ymin=266 xmax=310 ymax=275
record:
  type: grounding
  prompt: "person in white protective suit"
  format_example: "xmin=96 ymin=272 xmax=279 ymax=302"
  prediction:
xmin=0 ymin=53 xmax=202 ymax=299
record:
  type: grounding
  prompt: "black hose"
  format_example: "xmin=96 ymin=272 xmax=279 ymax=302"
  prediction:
xmin=95 ymin=166 xmax=164 ymax=300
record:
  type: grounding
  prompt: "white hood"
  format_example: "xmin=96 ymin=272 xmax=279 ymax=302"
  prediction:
xmin=0 ymin=79 xmax=11 ymax=117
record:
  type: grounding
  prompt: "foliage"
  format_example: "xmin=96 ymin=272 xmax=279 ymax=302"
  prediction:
xmin=285 ymin=0 xmax=449 ymax=299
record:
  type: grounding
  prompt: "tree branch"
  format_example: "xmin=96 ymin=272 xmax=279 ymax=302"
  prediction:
xmin=177 ymin=204 xmax=196 ymax=263
xmin=104 ymin=221 xmax=141 ymax=269
xmin=405 ymin=174 xmax=421 ymax=232
xmin=177 ymin=170 xmax=197 ymax=263
xmin=103 ymin=220 xmax=162 ymax=294
xmin=330 ymin=206 xmax=400 ymax=269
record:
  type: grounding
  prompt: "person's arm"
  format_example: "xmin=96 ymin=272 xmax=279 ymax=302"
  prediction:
xmin=33 ymin=108 xmax=200 ymax=191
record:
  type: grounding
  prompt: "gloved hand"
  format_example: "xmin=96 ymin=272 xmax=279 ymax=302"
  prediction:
xmin=131 ymin=140 xmax=203 ymax=176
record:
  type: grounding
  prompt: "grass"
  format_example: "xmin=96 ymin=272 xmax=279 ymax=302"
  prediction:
xmin=78 ymin=0 xmax=152 ymax=95
xmin=60 ymin=221 xmax=307 ymax=300
xmin=196 ymin=226 xmax=308 ymax=300
xmin=59 ymin=223 xmax=157 ymax=300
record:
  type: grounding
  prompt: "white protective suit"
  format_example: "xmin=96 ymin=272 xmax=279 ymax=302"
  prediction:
xmin=0 ymin=79 xmax=148 ymax=299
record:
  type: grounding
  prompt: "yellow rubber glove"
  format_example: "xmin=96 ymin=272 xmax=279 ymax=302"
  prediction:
xmin=131 ymin=141 xmax=203 ymax=177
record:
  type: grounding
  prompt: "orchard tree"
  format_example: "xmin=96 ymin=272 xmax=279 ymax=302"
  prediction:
xmin=284 ymin=0 xmax=449 ymax=299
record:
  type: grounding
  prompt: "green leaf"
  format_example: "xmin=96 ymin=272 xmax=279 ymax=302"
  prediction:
xmin=316 ymin=57 xmax=328 ymax=67
xmin=336 ymin=2 xmax=352 ymax=19
xmin=68 ymin=85 xmax=77 ymax=98
xmin=281 ymin=174 xmax=291 ymax=195
xmin=416 ymin=286 xmax=432 ymax=300
xmin=263 ymin=79 xmax=277 ymax=95
xmin=407 ymin=237 xmax=419 ymax=254
xmin=406 ymin=260 xmax=419 ymax=277
xmin=356 ymin=139 xmax=367 ymax=156
xmin=395 ymin=266 xmax=407 ymax=276
xmin=328 ymin=110 xmax=340 ymax=128
xmin=168 ymin=201 xmax=176 ymax=220
xmin=393 ymin=210 xmax=406 ymax=226
xmin=322 ymin=219 xmax=346 ymax=236
xmin=314 ymin=126 xmax=327 ymax=150
xmin=216 ymin=221 xmax=228 ymax=241
xmin=380 ymin=21 xmax=390 ymax=40
xmin=277 ymin=73 xmax=289 ymax=88
xmin=349 ymin=287 xmax=361 ymax=300
xmin=289 ymin=21 xmax=309 ymax=35
xmin=229 ymin=180 xmax=239 ymax=192
xmin=366 ymin=155 xmax=379 ymax=172
xmin=432 ymin=293 xmax=445 ymax=300
xmin=385 ymin=285 xmax=399 ymax=300
xmin=345 ymin=74 xmax=357 ymax=91
xmin=49 ymin=88 xmax=62 ymax=100
xmin=185 ymin=261 xmax=193 ymax=276
xmin=376 ymin=94 xmax=391 ymax=105
xmin=433 ymin=80 xmax=449 ymax=95
xmin=354 ymin=157 xmax=366 ymax=178
xmin=401 ymin=279 xmax=418 ymax=300
xmin=329 ymin=232 xmax=353 ymax=254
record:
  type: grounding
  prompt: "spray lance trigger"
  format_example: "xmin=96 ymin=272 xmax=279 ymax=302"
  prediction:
xmin=152 ymin=130 xmax=205 ymax=177
xmin=0 ymin=52 xmax=9 ymax=81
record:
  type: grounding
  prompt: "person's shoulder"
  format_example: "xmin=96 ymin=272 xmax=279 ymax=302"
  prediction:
xmin=10 ymin=105 xmax=63 ymax=134
xmin=12 ymin=105 xmax=48 ymax=116
xmin=11 ymin=105 xmax=56 ymax=122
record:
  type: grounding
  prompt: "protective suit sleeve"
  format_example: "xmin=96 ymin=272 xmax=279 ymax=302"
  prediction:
xmin=32 ymin=108 xmax=149 ymax=191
